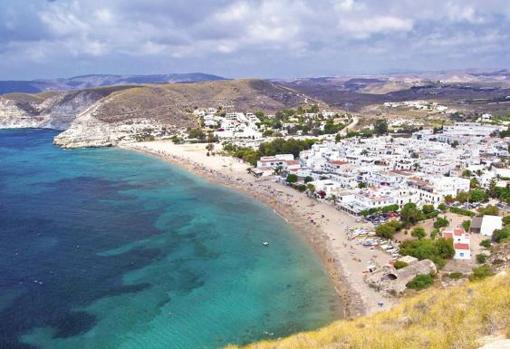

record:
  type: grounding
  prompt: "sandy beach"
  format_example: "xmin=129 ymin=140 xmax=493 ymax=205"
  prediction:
xmin=121 ymin=141 xmax=395 ymax=317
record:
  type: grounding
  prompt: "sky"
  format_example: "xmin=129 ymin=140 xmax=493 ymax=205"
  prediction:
xmin=1 ymin=0 xmax=510 ymax=80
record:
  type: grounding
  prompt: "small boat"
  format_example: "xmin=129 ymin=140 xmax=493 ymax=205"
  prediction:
xmin=262 ymin=241 xmax=270 ymax=247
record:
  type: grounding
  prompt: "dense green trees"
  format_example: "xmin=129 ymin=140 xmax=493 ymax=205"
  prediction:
xmin=258 ymin=138 xmax=316 ymax=158
xmin=375 ymin=221 xmax=403 ymax=239
xmin=286 ymin=174 xmax=298 ymax=183
xmin=400 ymin=203 xmax=424 ymax=225
xmin=411 ymin=227 xmax=426 ymax=240
xmin=433 ymin=217 xmax=449 ymax=229
xmin=493 ymin=227 xmax=510 ymax=243
xmin=374 ymin=119 xmax=389 ymax=135
xmin=400 ymin=238 xmax=455 ymax=268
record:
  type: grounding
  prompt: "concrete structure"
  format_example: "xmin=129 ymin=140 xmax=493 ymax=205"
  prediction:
xmin=365 ymin=259 xmax=437 ymax=295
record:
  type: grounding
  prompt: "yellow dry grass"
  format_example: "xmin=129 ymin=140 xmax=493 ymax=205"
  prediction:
xmin=228 ymin=271 xmax=510 ymax=349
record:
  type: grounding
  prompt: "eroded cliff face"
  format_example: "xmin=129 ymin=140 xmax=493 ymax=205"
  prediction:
xmin=0 ymin=87 xmax=130 ymax=131
xmin=53 ymin=103 xmax=174 ymax=148
xmin=1 ymin=79 xmax=316 ymax=148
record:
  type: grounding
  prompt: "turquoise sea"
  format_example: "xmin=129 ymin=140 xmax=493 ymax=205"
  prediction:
xmin=0 ymin=129 xmax=341 ymax=349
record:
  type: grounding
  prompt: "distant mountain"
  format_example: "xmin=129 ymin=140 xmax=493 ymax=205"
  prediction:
xmin=0 ymin=73 xmax=227 ymax=94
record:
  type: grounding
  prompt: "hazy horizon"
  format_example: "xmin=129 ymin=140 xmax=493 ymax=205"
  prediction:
xmin=1 ymin=0 xmax=510 ymax=80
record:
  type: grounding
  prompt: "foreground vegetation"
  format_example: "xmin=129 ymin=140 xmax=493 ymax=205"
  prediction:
xmin=228 ymin=271 xmax=510 ymax=349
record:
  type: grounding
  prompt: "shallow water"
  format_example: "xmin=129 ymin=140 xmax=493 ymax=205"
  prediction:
xmin=0 ymin=129 xmax=341 ymax=349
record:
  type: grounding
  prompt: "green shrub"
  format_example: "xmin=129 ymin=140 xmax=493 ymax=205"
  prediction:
xmin=448 ymin=272 xmax=464 ymax=280
xmin=406 ymin=274 xmax=434 ymax=290
xmin=411 ymin=227 xmax=426 ymax=240
xmin=476 ymin=254 xmax=488 ymax=264
xmin=461 ymin=220 xmax=471 ymax=232
xmin=438 ymin=203 xmax=447 ymax=212
xmin=470 ymin=265 xmax=494 ymax=281
xmin=449 ymin=207 xmax=475 ymax=217
xmin=433 ymin=217 xmax=449 ymax=229
xmin=480 ymin=239 xmax=492 ymax=249
xmin=493 ymin=227 xmax=510 ymax=243
xmin=503 ymin=215 xmax=510 ymax=226
xmin=401 ymin=203 xmax=424 ymax=225
xmin=375 ymin=221 xmax=403 ymax=239
xmin=286 ymin=174 xmax=298 ymax=184
xmin=394 ymin=261 xmax=408 ymax=269
xmin=295 ymin=184 xmax=307 ymax=192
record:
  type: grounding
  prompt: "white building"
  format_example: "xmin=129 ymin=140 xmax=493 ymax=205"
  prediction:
xmin=443 ymin=227 xmax=471 ymax=260
xmin=480 ymin=215 xmax=503 ymax=237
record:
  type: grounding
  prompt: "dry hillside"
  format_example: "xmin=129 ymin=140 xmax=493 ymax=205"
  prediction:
xmin=229 ymin=271 xmax=510 ymax=349
xmin=93 ymin=79 xmax=321 ymax=125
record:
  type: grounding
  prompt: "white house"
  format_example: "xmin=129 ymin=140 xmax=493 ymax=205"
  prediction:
xmin=256 ymin=154 xmax=295 ymax=170
xmin=443 ymin=227 xmax=471 ymax=260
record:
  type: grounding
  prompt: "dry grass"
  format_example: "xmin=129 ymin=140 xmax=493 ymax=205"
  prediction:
xmin=228 ymin=271 xmax=510 ymax=349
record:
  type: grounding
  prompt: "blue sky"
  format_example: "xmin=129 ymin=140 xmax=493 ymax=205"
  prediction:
xmin=1 ymin=0 xmax=509 ymax=79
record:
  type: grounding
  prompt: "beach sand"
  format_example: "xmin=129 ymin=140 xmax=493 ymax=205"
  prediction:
xmin=121 ymin=141 xmax=395 ymax=317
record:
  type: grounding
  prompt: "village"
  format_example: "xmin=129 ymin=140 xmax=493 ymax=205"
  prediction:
xmin=182 ymin=104 xmax=510 ymax=296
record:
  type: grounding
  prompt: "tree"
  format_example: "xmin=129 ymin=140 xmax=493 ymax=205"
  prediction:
xmin=188 ymin=128 xmax=205 ymax=140
xmin=304 ymin=176 xmax=313 ymax=183
xmin=478 ymin=205 xmax=499 ymax=216
xmin=306 ymin=183 xmax=315 ymax=193
xmin=462 ymin=169 xmax=472 ymax=178
xmin=444 ymin=195 xmax=455 ymax=204
xmin=358 ymin=182 xmax=367 ymax=189
xmin=433 ymin=216 xmax=449 ymax=229
xmin=400 ymin=238 xmax=454 ymax=268
xmin=451 ymin=140 xmax=460 ymax=148
xmin=411 ymin=227 xmax=426 ymax=240
xmin=503 ymin=215 xmax=510 ymax=226
xmin=438 ymin=203 xmax=447 ymax=212
xmin=401 ymin=203 xmax=424 ymax=225
xmin=493 ymin=227 xmax=510 ymax=243
xmin=470 ymin=178 xmax=480 ymax=189
xmin=374 ymin=119 xmax=388 ymax=135
xmin=462 ymin=220 xmax=471 ymax=232
xmin=469 ymin=189 xmax=488 ymax=203
xmin=422 ymin=205 xmax=435 ymax=215
xmin=456 ymin=191 xmax=469 ymax=203
xmin=286 ymin=174 xmax=298 ymax=184
xmin=375 ymin=221 xmax=402 ymax=239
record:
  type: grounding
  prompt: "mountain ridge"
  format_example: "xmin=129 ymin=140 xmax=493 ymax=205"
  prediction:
xmin=0 ymin=72 xmax=227 ymax=94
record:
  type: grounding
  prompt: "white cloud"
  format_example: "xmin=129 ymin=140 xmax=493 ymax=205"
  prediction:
xmin=0 ymin=0 xmax=510 ymax=79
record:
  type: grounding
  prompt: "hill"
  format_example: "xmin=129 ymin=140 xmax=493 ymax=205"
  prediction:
xmin=0 ymin=72 xmax=226 ymax=94
xmin=0 ymin=79 xmax=321 ymax=147
xmin=229 ymin=271 xmax=510 ymax=349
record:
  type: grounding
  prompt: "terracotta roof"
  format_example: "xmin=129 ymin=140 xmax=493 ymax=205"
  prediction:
xmin=453 ymin=227 xmax=465 ymax=236
xmin=443 ymin=232 xmax=453 ymax=239
xmin=454 ymin=243 xmax=470 ymax=250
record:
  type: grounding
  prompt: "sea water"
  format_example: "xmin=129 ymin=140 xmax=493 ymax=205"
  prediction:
xmin=0 ymin=129 xmax=340 ymax=349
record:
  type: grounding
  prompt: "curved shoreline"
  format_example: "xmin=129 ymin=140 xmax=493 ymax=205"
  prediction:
xmin=121 ymin=141 xmax=394 ymax=318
